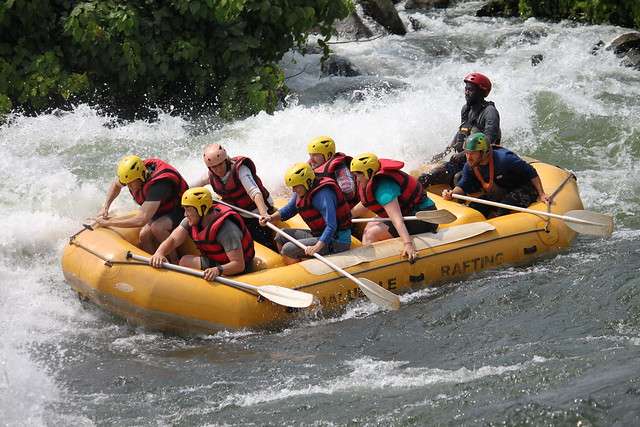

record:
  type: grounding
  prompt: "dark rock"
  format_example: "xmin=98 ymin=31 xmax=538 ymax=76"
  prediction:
xmin=409 ymin=16 xmax=423 ymax=31
xmin=621 ymin=48 xmax=640 ymax=70
xmin=321 ymin=55 xmax=361 ymax=77
xmin=591 ymin=40 xmax=605 ymax=55
xmin=334 ymin=11 xmax=374 ymax=40
xmin=495 ymin=27 xmax=547 ymax=48
xmin=606 ymin=32 xmax=640 ymax=56
xmin=360 ymin=0 xmax=407 ymax=36
xmin=531 ymin=54 xmax=544 ymax=66
xmin=298 ymin=44 xmax=323 ymax=55
xmin=405 ymin=0 xmax=450 ymax=10
xmin=476 ymin=0 xmax=519 ymax=18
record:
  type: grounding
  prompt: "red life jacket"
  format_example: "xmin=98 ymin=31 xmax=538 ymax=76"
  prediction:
xmin=296 ymin=178 xmax=352 ymax=237
xmin=313 ymin=152 xmax=352 ymax=177
xmin=189 ymin=204 xmax=255 ymax=265
xmin=128 ymin=159 xmax=188 ymax=216
xmin=358 ymin=159 xmax=425 ymax=217
xmin=209 ymin=156 xmax=271 ymax=211
xmin=313 ymin=152 xmax=359 ymax=206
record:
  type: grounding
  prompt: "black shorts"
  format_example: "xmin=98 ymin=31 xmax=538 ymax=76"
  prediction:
xmin=387 ymin=205 xmax=438 ymax=237
xmin=152 ymin=206 xmax=185 ymax=228
xmin=200 ymin=256 xmax=252 ymax=273
xmin=200 ymin=256 xmax=219 ymax=270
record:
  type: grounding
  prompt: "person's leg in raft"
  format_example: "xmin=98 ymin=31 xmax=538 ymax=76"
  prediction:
xmin=362 ymin=221 xmax=394 ymax=245
xmin=275 ymin=228 xmax=315 ymax=264
xmin=149 ymin=215 xmax=179 ymax=262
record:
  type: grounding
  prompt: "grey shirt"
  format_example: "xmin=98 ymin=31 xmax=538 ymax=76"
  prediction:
xmin=180 ymin=217 xmax=243 ymax=253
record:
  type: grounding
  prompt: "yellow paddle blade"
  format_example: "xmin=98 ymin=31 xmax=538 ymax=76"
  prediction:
xmin=357 ymin=278 xmax=400 ymax=310
xmin=564 ymin=210 xmax=614 ymax=237
xmin=415 ymin=209 xmax=458 ymax=224
xmin=257 ymin=285 xmax=315 ymax=308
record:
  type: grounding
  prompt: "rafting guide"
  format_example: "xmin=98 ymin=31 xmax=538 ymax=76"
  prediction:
xmin=420 ymin=72 xmax=501 ymax=188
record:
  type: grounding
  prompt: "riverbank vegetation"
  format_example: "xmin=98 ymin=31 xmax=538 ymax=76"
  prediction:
xmin=0 ymin=0 xmax=351 ymax=118
xmin=485 ymin=0 xmax=640 ymax=29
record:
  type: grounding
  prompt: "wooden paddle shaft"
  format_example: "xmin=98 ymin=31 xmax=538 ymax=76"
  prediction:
xmin=352 ymin=217 xmax=418 ymax=223
xmin=127 ymin=252 xmax=258 ymax=294
xmin=452 ymin=194 xmax=601 ymax=226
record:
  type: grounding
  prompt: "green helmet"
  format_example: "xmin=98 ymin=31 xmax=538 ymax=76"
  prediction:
xmin=464 ymin=132 xmax=490 ymax=153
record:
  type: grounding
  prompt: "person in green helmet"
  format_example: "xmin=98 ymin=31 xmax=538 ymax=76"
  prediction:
xmin=442 ymin=132 xmax=549 ymax=218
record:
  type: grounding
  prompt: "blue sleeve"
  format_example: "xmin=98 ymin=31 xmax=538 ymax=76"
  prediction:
xmin=501 ymin=151 xmax=538 ymax=180
xmin=278 ymin=193 xmax=299 ymax=221
xmin=457 ymin=164 xmax=479 ymax=194
xmin=374 ymin=178 xmax=402 ymax=206
xmin=312 ymin=187 xmax=338 ymax=244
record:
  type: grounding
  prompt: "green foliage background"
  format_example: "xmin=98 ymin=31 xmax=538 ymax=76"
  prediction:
xmin=519 ymin=0 xmax=640 ymax=28
xmin=0 ymin=0 xmax=352 ymax=118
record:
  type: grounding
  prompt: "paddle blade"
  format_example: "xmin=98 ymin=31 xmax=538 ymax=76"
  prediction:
xmin=356 ymin=278 xmax=400 ymax=310
xmin=415 ymin=209 xmax=458 ymax=224
xmin=565 ymin=210 xmax=614 ymax=237
xmin=257 ymin=285 xmax=315 ymax=308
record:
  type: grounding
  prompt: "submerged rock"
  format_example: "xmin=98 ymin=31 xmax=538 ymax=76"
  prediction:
xmin=321 ymin=55 xmax=361 ymax=77
xmin=409 ymin=16 xmax=423 ymax=31
xmin=620 ymin=49 xmax=640 ymax=70
xmin=606 ymin=32 xmax=640 ymax=56
xmin=591 ymin=40 xmax=605 ymax=55
xmin=606 ymin=33 xmax=640 ymax=71
xmin=495 ymin=28 xmax=548 ymax=48
xmin=359 ymin=0 xmax=406 ymax=36
xmin=531 ymin=54 xmax=544 ymax=66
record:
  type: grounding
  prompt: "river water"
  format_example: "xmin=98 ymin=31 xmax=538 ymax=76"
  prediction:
xmin=1 ymin=1 xmax=640 ymax=425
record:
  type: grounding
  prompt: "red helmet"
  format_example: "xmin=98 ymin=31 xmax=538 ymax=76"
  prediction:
xmin=464 ymin=72 xmax=492 ymax=96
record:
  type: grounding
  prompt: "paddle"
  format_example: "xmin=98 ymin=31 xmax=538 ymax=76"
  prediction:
xmin=214 ymin=199 xmax=401 ymax=310
xmin=431 ymin=146 xmax=453 ymax=162
xmin=126 ymin=252 xmax=314 ymax=309
xmin=351 ymin=209 xmax=457 ymax=225
xmin=452 ymin=194 xmax=614 ymax=237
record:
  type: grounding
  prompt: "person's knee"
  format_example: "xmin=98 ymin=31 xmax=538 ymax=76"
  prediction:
xmin=280 ymin=242 xmax=299 ymax=259
xmin=139 ymin=225 xmax=153 ymax=243
xmin=362 ymin=224 xmax=384 ymax=244
xmin=179 ymin=255 xmax=200 ymax=269
xmin=150 ymin=218 xmax=171 ymax=237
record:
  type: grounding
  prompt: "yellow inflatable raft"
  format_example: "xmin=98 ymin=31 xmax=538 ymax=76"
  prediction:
xmin=61 ymin=161 xmax=585 ymax=333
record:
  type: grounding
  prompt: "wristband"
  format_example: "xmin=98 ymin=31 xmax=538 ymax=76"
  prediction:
xmin=217 ymin=265 xmax=224 ymax=275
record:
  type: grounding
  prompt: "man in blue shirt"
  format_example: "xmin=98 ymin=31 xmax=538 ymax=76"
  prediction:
xmin=259 ymin=163 xmax=352 ymax=264
xmin=442 ymin=133 xmax=549 ymax=218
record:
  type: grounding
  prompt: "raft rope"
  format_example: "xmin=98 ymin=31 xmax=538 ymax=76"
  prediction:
xmin=543 ymin=171 xmax=577 ymax=232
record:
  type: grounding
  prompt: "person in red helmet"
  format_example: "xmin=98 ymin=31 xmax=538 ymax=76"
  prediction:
xmin=420 ymin=72 xmax=501 ymax=188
